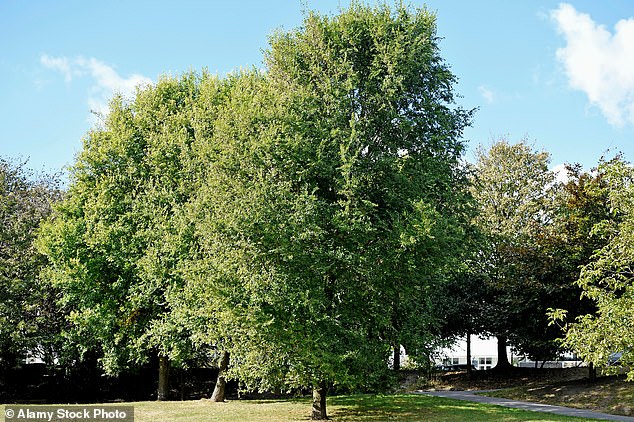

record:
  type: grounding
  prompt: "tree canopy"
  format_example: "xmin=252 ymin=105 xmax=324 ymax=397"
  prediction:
xmin=171 ymin=3 xmax=474 ymax=418
xmin=0 ymin=158 xmax=61 ymax=369
xmin=550 ymin=157 xmax=634 ymax=380
xmin=37 ymin=74 xmax=207 ymax=399
xmin=470 ymin=140 xmax=562 ymax=367
xmin=27 ymin=1 xmax=634 ymax=417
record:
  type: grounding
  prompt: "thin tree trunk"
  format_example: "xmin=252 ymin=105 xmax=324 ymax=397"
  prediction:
xmin=311 ymin=382 xmax=327 ymax=420
xmin=494 ymin=335 xmax=512 ymax=370
xmin=588 ymin=362 xmax=597 ymax=382
xmin=180 ymin=369 xmax=185 ymax=401
xmin=466 ymin=332 xmax=472 ymax=375
xmin=210 ymin=350 xmax=230 ymax=402
xmin=158 ymin=355 xmax=170 ymax=401
xmin=393 ymin=343 xmax=401 ymax=371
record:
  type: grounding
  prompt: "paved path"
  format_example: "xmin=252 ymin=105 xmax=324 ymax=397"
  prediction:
xmin=415 ymin=390 xmax=634 ymax=421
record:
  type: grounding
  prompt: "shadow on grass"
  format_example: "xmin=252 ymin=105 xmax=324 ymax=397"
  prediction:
xmin=238 ymin=399 xmax=301 ymax=405
xmin=328 ymin=394 xmax=586 ymax=421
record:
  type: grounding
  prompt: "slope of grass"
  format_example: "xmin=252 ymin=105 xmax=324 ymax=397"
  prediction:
xmin=3 ymin=394 xmax=603 ymax=421
xmin=408 ymin=367 xmax=633 ymax=417
xmin=480 ymin=375 xmax=634 ymax=417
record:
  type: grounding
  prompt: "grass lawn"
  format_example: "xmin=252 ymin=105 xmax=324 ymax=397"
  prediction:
xmin=3 ymin=394 xmax=603 ymax=421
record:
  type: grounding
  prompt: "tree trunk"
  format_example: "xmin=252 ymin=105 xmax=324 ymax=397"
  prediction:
xmin=158 ymin=355 xmax=170 ymax=401
xmin=211 ymin=350 xmax=230 ymax=402
xmin=588 ymin=362 xmax=597 ymax=382
xmin=180 ymin=369 xmax=185 ymax=401
xmin=393 ymin=343 xmax=401 ymax=371
xmin=466 ymin=332 xmax=472 ymax=375
xmin=494 ymin=335 xmax=512 ymax=370
xmin=311 ymin=382 xmax=327 ymax=420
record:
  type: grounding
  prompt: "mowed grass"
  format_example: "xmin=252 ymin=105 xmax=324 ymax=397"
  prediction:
xmin=2 ymin=394 xmax=603 ymax=421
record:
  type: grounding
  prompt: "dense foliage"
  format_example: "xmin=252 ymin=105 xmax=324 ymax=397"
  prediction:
xmin=37 ymin=75 xmax=206 ymax=402
xmin=3 ymin=2 xmax=632 ymax=419
xmin=173 ymin=4 xmax=474 ymax=418
xmin=550 ymin=157 xmax=634 ymax=380
xmin=34 ymin=3 xmax=475 ymax=417
xmin=469 ymin=140 xmax=563 ymax=366
xmin=0 ymin=158 xmax=61 ymax=369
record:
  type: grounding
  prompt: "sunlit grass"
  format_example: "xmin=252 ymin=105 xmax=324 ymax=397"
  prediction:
xmin=2 ymin=394 xmax=602 ymax=421
xmin=328 ymin=394 xmax=600 ymax=421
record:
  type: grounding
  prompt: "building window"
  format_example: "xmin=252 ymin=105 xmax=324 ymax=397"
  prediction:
xmin=478 ymin=357 xmax=493 ymax=370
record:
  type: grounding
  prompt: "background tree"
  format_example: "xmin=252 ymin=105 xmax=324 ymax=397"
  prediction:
xmin=182 ymin=3 xmax=474 ymax=419
xmin=478 ymin=157 xmax=616 ymax=368
xmin=470 ymin=140 xmax=560 ymax=369
xmin=436 ymin=266 xmax=488 ymax=374
xmin=0 ymin=158 xmax=62 ymax=373
xmin=511 ymin=161 xmax=611 ymax=367
xmin=550 ymin=157 xmax=634 ymax=380
xmin=552 ymin=162 xmax=613 ymax=286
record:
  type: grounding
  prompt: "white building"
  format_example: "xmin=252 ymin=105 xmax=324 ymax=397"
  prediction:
xmin=435 ymin=336 xmax=512 ymax=370
xmin=435 ymin=336 xmax=585 ymax=369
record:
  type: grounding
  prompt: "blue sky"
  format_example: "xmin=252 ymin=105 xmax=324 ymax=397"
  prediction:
xmin=2 ymin=1 xmax=634 ymax=177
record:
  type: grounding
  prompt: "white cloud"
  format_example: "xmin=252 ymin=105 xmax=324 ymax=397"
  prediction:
xmin=40 ymin=54 xmax=75 ymax=83
xmin=478 ymin=85 xmax=495 ymax=104
xmin=551 ymin=163 xmax=570 ymax=185
xmin=551 ymin=3 xmax=634 ymax=127
xmin=40 ymin=54 xmax=153 ymax=116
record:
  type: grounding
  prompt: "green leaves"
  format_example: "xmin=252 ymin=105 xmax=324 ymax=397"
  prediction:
xmin=179 ymin=2 xmax=473 ymax=392
xmin=37 ymin=3 xmax=474 ymax=400
xmin=0 ymin=158 xmax=62 ymax=367
xmin=468 ymin=140 xmax=570 ymax=362
xmin=556 ymin=158 xmax=634 ymax=378
xmin=38 ymin=74 xmax=209 ymax=374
